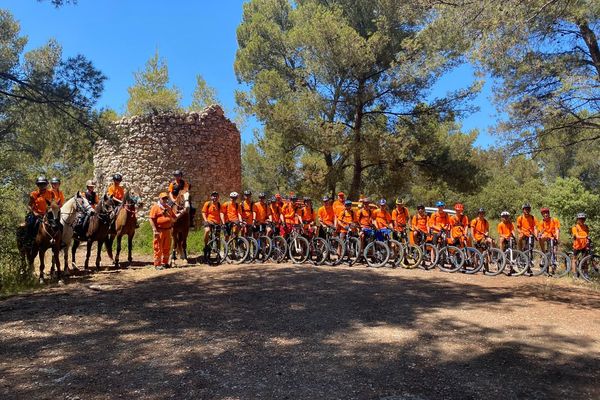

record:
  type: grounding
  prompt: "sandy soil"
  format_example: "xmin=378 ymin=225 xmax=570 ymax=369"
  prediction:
xmin=0 ymin=255 xmax=599 ymax=400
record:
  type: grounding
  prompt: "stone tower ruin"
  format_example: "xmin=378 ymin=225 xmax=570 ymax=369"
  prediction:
xmin=93 ymin=104 xmax=241 ymax=220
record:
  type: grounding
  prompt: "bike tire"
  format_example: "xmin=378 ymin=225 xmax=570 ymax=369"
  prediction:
xmin=309 ymin=237 xmax=329 ymax=265
xmin=345 ymin=237 xmax=361 ymax=266
xmin=461 ymin=247 xmax=484 ymax=274
xmin=545 ymin=251 xmax=570 ymax=278
xmin=420 ymin=243 xmax=439 ymax=270
xmin=206 ymin=238 xmax=227 ymax=266
xmin=437 ymin=246 xmax=464 ymax=273
xmin=245 ymin=236 xmax=259 ymax=263
xmin=270 ymin=236 xmax=288 ymax=263
xmin=226 ymin=236 xmax=250 ymax=264
xmin=578 ymin=254 xmax=600 ymax=282
xmin=387 ymin=239 xmax=404 ymax=268
xmin=482 ymin=248 xmax=506 ymax=276
xmin=505 ymin=249 xmax=529 ymax=276
xmin=325 ymin=237 xmax=345 ymax=266
xmin=256 ymin=235 xmax=272 ymax=263
xmin=402 ymin=244 xmax=423 ymax=269
xmin=529 ymin=249 xmax=548 ymax=276
xmin=288 ymin=236 xmax=310 ymax=264
xmin=364 ymin=241 xmax=390 ymax=268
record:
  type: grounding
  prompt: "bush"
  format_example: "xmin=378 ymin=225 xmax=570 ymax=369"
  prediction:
xmin=131 ymin=222 xmax=205 ymax=256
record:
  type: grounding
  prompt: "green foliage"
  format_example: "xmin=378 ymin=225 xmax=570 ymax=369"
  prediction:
xmin=126 ymin=50 xmax=181 ymax=115
xmin=131 ymin=222 xmax=205 ymax=255
xmin=188 ymin=74 xmax=219 ymax=111
xmin=546 ymin=178 xmax=600 ymax=236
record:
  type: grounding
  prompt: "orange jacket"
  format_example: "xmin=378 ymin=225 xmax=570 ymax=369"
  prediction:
xmin=149 ymin=202 xmax=176 ymax=229
xmin=373 ymin=208 xmax=392 ymax=229
xmin=240 ymin=200 xmax=254 ymax=224
xmin=412 ymin=213 xmax=428 ymax=233
xmin=332 ymin=200 xmax=345 ymax=217
xmin=221 ymin=201 xmax=240 ymax=223
xmin=450 ymin=214 xmax=469 ymax=239
xmin=516 ymin=214 xmax=538 ymax=237
xmin=253 ymin=202 xmax=270 ymax=224
xmin=392 ymin=207 xmax=410 ymax=231
xmin=357 ymin=208 xmax=373 ymax=229
xmin=281 ymin=202 xmax=299 ymax=224
xmin=538 ymin=217 xmax=560 ymax=238
xmin=269 ymin=203 xmax=281 ymax=223
xmin=300 ymin=206 xmax=316 ymax=224
xmin=52 ymin=189 xmax=65 ymax=207
xmin=428 ymin=211 xmax=451 ymax=233
xmin=497 ymin=221 xmax=515 ymax=239
xmin=338 ymin=209 xmax=356 ymax=232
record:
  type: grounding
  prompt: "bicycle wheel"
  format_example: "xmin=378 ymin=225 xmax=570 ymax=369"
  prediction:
xmin=546 ymin=251 xmax=570 ymax=278
xmin=505 ymin=249 xmax=528 ymax=276
xmin=325 ymin=237 xmax=345 ymax=266
xmin=461 ymin=247 xmax=484 ymax=274
xmin=226 ymin=237 xmax=250 ymax=264
xmin=309 ymin=237 xmax=329 ymax=265
xmin=256 ymin=235 xmax=272 ymax=263
xmin=437 ymin=246 xmax=464 ymax=273
xmin=387 ymin=239 xmax=404 ymax=267
xmin=345 ymin=237 xmax=361 ymax=266
xmin=206 ymin=238 xmax=227 ymax=266
xmin=420 ymin=243 xmax=439 ymax=270
xmin=529 ymin=249 xmax=548 ymax=276
xmin=245 ymin=236 xmax=259 ymax=262
xmin=402 ymin=244 xmax=423 ymax=269
xmin=364 ymin=241 xmax=390 ymax=268
xmin=578 ymin=254 xmax=600 ymax=283
xmin=270 ymin=236 xmax=288 ymax=263
xmin=482 ymin=248 xmax=506 ymax=276
xmin=288 ymin=236 xmax=310 ymax=264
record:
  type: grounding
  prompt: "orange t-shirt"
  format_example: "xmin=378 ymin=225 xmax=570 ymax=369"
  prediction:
xmin=149 ymin=203 xmax=176 ymax=229
xmin=357 ymin=208 xmax=372 ymax=228
xmin=497 ymin=221 xmax=515 ymax=238
xmin=202 ymin=201 xmax=221 ymax=224
xmin=253 ymin=202 xmax=269 ymax=223
xmin=516 ymin=214 xmax=538 ymax=237
xmin=338 ymin=209 xmax=356 ymax=232
xmin=318 ymin=206 xmax=336 ymax=226
xmin=412 ymin=213 xmax=428 ymax=233
xmin=221 ymin=201 xmax=240 ymax=222
xmin=373 ymin=208 xmax=392 ymax=229
xmin=572 ymin=224 xmax=589 ymax=250
xmin=392 ymin=207 xmax=410 ymax=231
xmin=333 ymin=200 xmax=345 ymax=217
xmin=240 ymin=200 xmax=254 ymax=224
xmin=450 ymin=214 xmax=469 ymax=239
xmin=269 ymin=203 xmax=281 ymax=223
xmin=538 ymin=218 xmax=560 ymax=238
xmin=300 ymin=206 xmax=316 ymax=224
xmin=281 ymin=202 xmax=298 ymax=224
xmin=29 ymin=189 xmax=55 ymax=215
xmin=470 ymin=217 xmax=489 ymax=242
xmin=428 ymin=211 xmax=451 ymax=232
xmin=52 ymin=189 xmax=65 ymax=207
xmin=107 ymin=184 xmax=125 ymax=201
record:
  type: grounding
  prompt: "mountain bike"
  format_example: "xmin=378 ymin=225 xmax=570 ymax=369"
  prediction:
xmin=362 ymin=227 xmax=390 ymax=268
xmin=304 ymin=224 xmax=329 ymax=265
xmin=503 ymin=236 xmax=528 ymax=276
xmin=396 ymin=229 xmax=423 ymax=269
xmin=413 ymin=230 xmax=438 ymax=270
xmin=433 ymin=228 xmax=464 ymax=273
xmin=455 ymin=235 xmax=484 ymax=274
xmin=321 ymin=225 xmax=345 ymax=266
xmin=240 ymin=221 xmax=259 ymax=262
xmin=225 ymin=222 xmax=250 ymax=264
xmin=577 ymin=239 xmax=600 ymax=283
xmin=378 ymin=228 xmax=404 ymax=267
xmin=340 ymin=223 xmax=361 ymax=266
xmin=286 ymin=224 xmax=310 ymax=264
xmin=204 ymin=224 xmax=227 ymax=266
xmin=522 ymin=235 xmax=548 ymax=276
xmin=254 ymin=222 xmax=273 ymax=263
xmin=473 ymin=237 xmax=506 ymax=276
xmin=267 ymin=222 xmax=288 ymax=263
xmin=544 ymin=238 xmax=570 ymax=278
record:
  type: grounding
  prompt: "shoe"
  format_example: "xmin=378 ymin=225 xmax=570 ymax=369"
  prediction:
xmin=155 ymin=265 xmax=164 ymax=270
xmin=162 ymin=263 xmax=170 ymax=269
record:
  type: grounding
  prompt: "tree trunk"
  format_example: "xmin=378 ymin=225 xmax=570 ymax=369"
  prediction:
xmin=579 ymin=21 xmax=600 ymax=79
xmin=349 ymin=80 xmax=365 ymax=199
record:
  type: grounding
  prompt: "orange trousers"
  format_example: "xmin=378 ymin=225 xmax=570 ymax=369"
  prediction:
xmin=153 ymin=229 xmax=172 ymax=266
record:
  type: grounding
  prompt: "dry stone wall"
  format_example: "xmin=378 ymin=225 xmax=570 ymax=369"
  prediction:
xmin=93 ymin=105 xmax=241 ymax=220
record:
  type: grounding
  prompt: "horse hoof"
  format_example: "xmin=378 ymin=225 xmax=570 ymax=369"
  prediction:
xmin=39 ymin=277 xmax=45 ymax=285
xmin=58 ymin=279 xmax=65 ymax=286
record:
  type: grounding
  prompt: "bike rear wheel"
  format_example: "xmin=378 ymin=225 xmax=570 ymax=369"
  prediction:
xmin=387 ymin=239 xmax=404 ymax=267
xmin=325 ymin=237 xmax=345 ymax=266
xmin=437 ymin=246 xmax=464 ymax=272
xmin=402 ymin=244 xmax=423 ymax=269
xmin=482 ymin=248 xmax=506 ymax=276
xmin=345 ymin=237 xmax=361 ymax=266
xmin=289 ymin=236 xmax=310 ymax=264
xmin=256 ymin=235 xmax=272 ymax=263
xmin=245 ymin=236 xmax=259 ymax=262
xmin=364 ymin=241 xmax=390 ymax=268
xmin=528 ymin=249 xmax=548 ymax=276
xmin=505 ymin=249 xmax=528 ymax=276
xmin=270 ymin=236 xmax=288 ymax=263
xmin=420 ymin=243 xmax=439 ymax=270
xmin=206 ymin=238 xmax=227 ymax=266
xmin=226 ymin=237 xmax=250 ymax=264
xmin=461 ymin=247 xmax=484 ymax=274
xmin=578 ymin=254 xmax=600 ymax=283
xmin=309 ymin=237 xmax=329 ymax=265
xmin=546 ymin=251 xmax=570 ymax=278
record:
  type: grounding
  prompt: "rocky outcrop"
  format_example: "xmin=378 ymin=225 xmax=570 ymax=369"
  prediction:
xmin=93 ymin=105 xmax=242 ymax=220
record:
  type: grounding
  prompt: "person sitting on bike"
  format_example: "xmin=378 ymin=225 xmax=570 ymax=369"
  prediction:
xmin=517 ymin=203 xmax=539 ymax=251
xmin=471 ymin=208 xmax=493 ymax=249
xmin=392 ymin=198 xmax=410 ymax=241
xmin=240 ymin=190 xmax=255 ymax=236
xmin=168 ymin=170 xmax=195 ymax=227
xmin=373 ymin=199 xmax=392 ymax=241
xmin=428 ymin=201 xmax=451 ymax=247
xmin=202 ymin=191 xmax=223 ymax=257
xmin=318 ymin=195 xmax=337 ymax=238
xmin=220 ymin=192 xmax=242 ymax=241
xmin=253 ymin=192 xmax=271 ymax=236
xmin=450 ymin=203 xmax=469 ymax=247
xmin=337 ymin=200 xmax=356 ymax=239
xmin=25 ymin=176 xmax=56 ymax=245
xmin=281 ymin=193 xmax=302 ymax=236
xmin=268 ymin=195 xmax=282 ymax=230
xmin=497 ymin=211 xmax=515 ymax=251
xmin=50 ymin=177 xmax=65 ymax=207
xmin=571 ymin=212 xmax=590 ymax=274
xmin=333 ymin=191 xmax=346 ymax=218
xmin=300 ymin=197 xmax=316 ymax=236
xmin=411 ymin=204 xmax=428 ymax=245
xmin=537 ymin=207 xmax=560 ymax=253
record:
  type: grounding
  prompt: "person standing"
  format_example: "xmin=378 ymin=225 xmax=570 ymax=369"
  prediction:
xmin=149 ymin=192 xmax=180 ymax=270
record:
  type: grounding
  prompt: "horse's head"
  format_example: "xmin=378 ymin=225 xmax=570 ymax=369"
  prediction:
xmin=74 ymin=191 xmax=92 ymax=213
xmin=99 ymin=194 xmax=116 ymax=216
xmin=174 ymin=192 xmax=190 ymax=210
xmin=124 ymin=189 xmax=142 ymax=208
xmin=45 ymin=200 xmax=62 ymax=231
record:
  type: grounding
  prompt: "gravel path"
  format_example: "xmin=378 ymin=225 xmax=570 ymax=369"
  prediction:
xmin=1 ymin=261 xmax=599 ymax=399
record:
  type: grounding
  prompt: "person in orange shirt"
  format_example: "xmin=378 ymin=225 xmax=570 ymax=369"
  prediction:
xmin=26 ymin=176 xmax=56 ymax=244
xmin=497 ymin=211 xmax=515 ymax=251
xmin=428 ymin=201 xmax=451 ymax=246
xmin=50 ymin=177 xmax=65 ymax=207
xmin=220 ymin=192 xmax=242 ymax=241
xmin=332 ymin=192 xmax=346 ymax=217
xmin=106 ymin=173 xmax=125 ymax=203
xmin=470 ymin=208 xmax=492 ymax=248
xmin=240 ymin=190 xmax=255 ymax=236
xmin=450 ymin=203 xmax=469 ymax=246
xmin=268 ymin=195 xmax=282 ymax=228
xmin=300 ymin=197 xmax=317 ymax=235
xmin=516 ymin=203 xmax=538 ymax=251
xmin=201 ymin=191 xmax=223 ymax=254
xmin=571 ymin=213 xmax=590 ymax=274
xmin=253 ymin=193 xmax=271 ymax=236
xmin=392 ymin=198 xmax=410 ymax=240
xmin=337 ymin=200 xmax=356 ymax=238
xmin=149 ymin=192 xmax=180 ymax=269
xmin=318 ymin=196 xmax=337 ymax=237
xmin=411 ymin=204 xmax=428 ymax=245
xmin=356 ymin=197 xmax=374 ymax=248
xmin=373 ymin=199 xmax=393 ymax=241
xmin=281 ymin=194 xmax=301 ymax=228
xmin=537 ymin=207 xmax=560 ymax=253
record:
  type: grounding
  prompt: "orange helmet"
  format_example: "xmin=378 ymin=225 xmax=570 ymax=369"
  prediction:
xmin=454 ymin=203 xmax=464 ymax=212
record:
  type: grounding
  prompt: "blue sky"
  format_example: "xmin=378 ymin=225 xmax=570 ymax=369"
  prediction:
xmin=5 ymin=0 xmax=499 ymax=147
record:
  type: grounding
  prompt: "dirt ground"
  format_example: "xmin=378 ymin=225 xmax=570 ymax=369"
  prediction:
xmin=0 ymin=253 xmax=599 ymax=400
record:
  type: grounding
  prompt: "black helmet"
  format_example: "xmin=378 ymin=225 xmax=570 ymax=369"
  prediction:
xmin=174 ymin=170 xmax=183 ymax=176
xmin=244 ymin=190 xmax=252 ymax=196
xmin=210 ymin=191 xmax=218 ymax=197
xmin=50 ymin=177 xmax=60 ymax=184
xmin=36 ymin=176 xmax=49 ymax=185
xmin=522 ymin=203 xmax=531 ymax=209
xmin=478 ymin=208 xmax=485 ymax=213
xmin=417 ymin=204 xmax=425 ymax=210
xmin=113 ymin=173 xmax=123 ymax=181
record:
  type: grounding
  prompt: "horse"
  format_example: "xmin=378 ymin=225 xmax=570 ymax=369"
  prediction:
xmin=106 ymin=190 xmax=139 ymax=268
xmin=16 ymin=200 xmax=63 ymax=284
xmin=72 ymin=195 xmax=115 ymax=271
xmin=171 ymin=191 xmax=191 ymax=263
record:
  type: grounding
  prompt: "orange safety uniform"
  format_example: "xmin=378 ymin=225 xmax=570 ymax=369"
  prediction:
xmin=373 ymin=208 xmax=392 ymax=230
xmin=516 ymin=214 xmax=538 ymax=238
xmin=470 ymin=217 xmax=490 ymax=242
xmin=333 ymin=199 xmax=345 ymax=217
xmin=221 ymin=201 xmax=240 ymax=223
xmin=107 ymin=184 xmax=125 ymax=201
xmin=52 ymin=189 xmax=65 ymax=207
xmin=29 ymin=189 xmax=55 ymax=215
xmin=392 ymin=206 xmax=410 ymax=232
xmin=538 ymin=217 xmax=560 ymax=239
xmin=338 ymin=208 xmax=356 ymax=233
xmin=281 ymin=202 xmax=299 ymax=225
xmin=428 ymin=211 xmax=451 ymax=233
xmin=240 ymin=200 xmax=254 ymax=224
xmin=149 ymin=202 xmax=176 ymax=266
xmin=253 ymin=202 xmax=270 ymax=224
xmin=497 ymin=221 xmax=515 ymax=239
xmin=202 ymin=201 xmax=221 ymax=224
xmin=450 ymin=214 xmax=469 ymax=239
xmin=269 ymin=203 xmax=281 ymax=224
xmin=357 ymin=207 xmax=373 ymax=229
xmin=318 ymin=205 xmax=336 ymax=227
xmin=572 ymin=224 xmax=589 ymax=251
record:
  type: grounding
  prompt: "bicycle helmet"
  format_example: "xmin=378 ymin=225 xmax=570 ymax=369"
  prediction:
xmin=379 ymin=199 xmax=386 ymax=206
xmin=258 ymin=192 xmax=266 ymax=198
xmin=36 ymin=176 xmax=49 ymax=185
xmin=269 ymin=196 xmax=276 ymax=203
xmin=577 ymin=212 xmax=587 ymax=219
xmin=522 ymin=203 xmax=531 ymax=209
xmin=211 ymin=191 xmax=218 ymax=197
xmin=112 ymin=173 xmax=123 ymax=181
xmin=454 ymin=203 xmax=464 ymax=212
xmin=436 ymin=201 xmax=445 ymax=207
xmin=229 ymin=191 xmax=239 ymax=198
xmin=337 ymin=192 xmax=345 ymax=197
xmin=417 ymin=204 xmax=425 ymax=210
xmin=303 ymin=197 xmax=311 ymax=202
xmin=173 ymin=170 xmax=183 ymax=176
xmin=243 ymin=190 xmax=252 ymax=196
xmin=501 ymin=211 xmax=510 ymax=217
xmin=344 ymin=200 xmax=352 ymax=206
xmin=50 ymin=177 xmax=61 ymax=184
xmin=322 ymin=195 xmax=330 ymax=202
xmin=396 ymin=198 xmax=404 ymax=205
xmin=540 ymin=207 xmax=550 ymax=214
xmin=478 ymin=208 xmax=485 ymax=213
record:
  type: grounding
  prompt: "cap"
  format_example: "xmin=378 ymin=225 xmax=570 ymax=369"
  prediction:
xmin=159 ymin=192 xmax=169 ymax=199
xmin=86 ymin=180 xmax=95 ymax=187
xmin=396 ymin=198 xmax=404 ymax=205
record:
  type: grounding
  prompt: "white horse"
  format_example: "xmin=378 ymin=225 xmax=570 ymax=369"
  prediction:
xmin=57 ymin=192 xmax=93 ymax=275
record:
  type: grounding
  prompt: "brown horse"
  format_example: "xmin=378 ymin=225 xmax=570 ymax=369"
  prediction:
xmin=72 ymin=195 xmax=114 ymax=271
xmin=16 ymin=200 xmax=63 ymax=284
xmin=171 ymin=191 xmax=191 ymax=263
xmin=106 ymin=190 xmax=139 ymax=268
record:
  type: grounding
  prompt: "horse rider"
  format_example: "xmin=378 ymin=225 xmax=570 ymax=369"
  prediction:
xmin=50 ymin=177 xmax=65 ymax=207
xmin=168 ymin=170 xmax=196 ymax=227
xmin=107 ymin=173 xmax=125 ymax=204
xmin=84 ymin=180 xmax=99 ymax=209
xmin=25 ymin=176 xmax=55 ymax=245
xmin=75 ymin=180 xmax=99 ymax=240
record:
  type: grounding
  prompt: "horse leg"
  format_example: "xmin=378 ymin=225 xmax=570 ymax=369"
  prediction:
xmin=39 ymin=248 xmax=46 ymax=284
xmin=71 ymin=240 xmax=80 ymax=270
xmin=114 ymin=235 xmax=122 ymax=267
xmin=171 ymin=232 xmax=178 ymax=261
xmin=106 ymin=235 xmax=114 ymax=262
xmin=84 ymin=240 xmax=92 ymax=270
xmin=54 ymin=245 xmax=64 ymax=285
xmin=127 ymin=234 xmax=133 ymax=264
xmin=182 ymin=232 xmax=188 ymax=262
xmin=96 ymin=240 xmax=103 ymax=271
